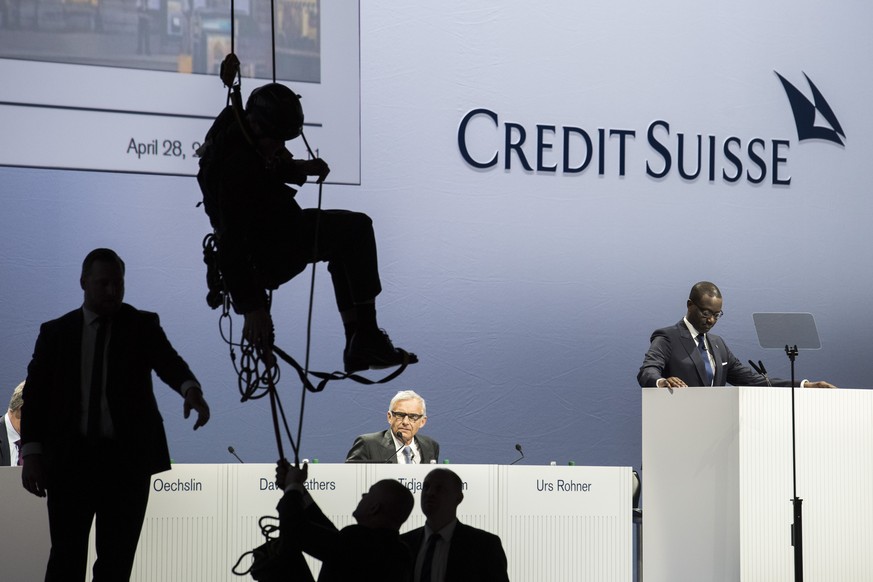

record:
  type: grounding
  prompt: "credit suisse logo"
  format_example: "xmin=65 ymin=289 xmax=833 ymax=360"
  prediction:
xmin=457 ymin=71 xmax=844 ymax=186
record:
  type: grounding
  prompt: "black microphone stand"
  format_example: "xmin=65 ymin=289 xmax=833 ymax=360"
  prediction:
xmin=785 ymin=344 xmax=803 ymax=582
xmin=381 ymin=432 xmax=408 ymax=463
xmin=510 ymin=443 xmax=525 ymax=465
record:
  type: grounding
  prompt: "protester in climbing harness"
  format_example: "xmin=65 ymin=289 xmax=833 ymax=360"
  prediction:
xmin=197 ymin=82 xmax=417 ymax=373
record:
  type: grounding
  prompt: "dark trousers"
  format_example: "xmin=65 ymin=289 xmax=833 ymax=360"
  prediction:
xmin=297 ymin=208 xmax=382 ymax=312
xmin=44 ymin=439 xmax=151 ymax=582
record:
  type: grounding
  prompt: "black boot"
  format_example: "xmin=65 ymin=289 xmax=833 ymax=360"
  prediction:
xmin=344 ymin=327 xmax=418 ymax=373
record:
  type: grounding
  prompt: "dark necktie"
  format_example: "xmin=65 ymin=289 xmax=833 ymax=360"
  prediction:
xmin=420 ymin=533 xmax=441 ymax=582
xmin=87 ymin=317 xmax=108 ymax=438
xmin=697 ymin=334 xmax=714 ymax=386
xmin=15 ymin=438 xmax=22 ymax=466
xmin=403 ymin=445 xmax=414 ymax=464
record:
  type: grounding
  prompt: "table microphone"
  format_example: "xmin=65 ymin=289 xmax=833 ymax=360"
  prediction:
xmin=382 ymin=432 xmax=408 ymax=463
xmin=748 ymin=360 xmax=772 ymax=387
xmin=510 ymin=443 xmax=525 ymax=465
xmin=228 ymin=446 xmax=244 ymax=463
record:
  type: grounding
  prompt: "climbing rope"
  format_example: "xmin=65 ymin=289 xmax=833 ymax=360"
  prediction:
xmin=205 ymin=0 xmax=414 ymax=467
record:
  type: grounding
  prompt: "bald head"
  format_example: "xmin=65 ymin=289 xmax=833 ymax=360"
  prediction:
xmin=420 ymin=468 xmax=465 ymax=530
xmin=686 ymin=281 xmax=724 ymax=334
xmin=352 ymin=479 xmax=414 ymax=531
xmin=689 ymin=281 xmax=721 ymax=303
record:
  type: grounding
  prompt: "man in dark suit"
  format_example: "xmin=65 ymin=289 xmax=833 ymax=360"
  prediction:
xmin=401 ymin=468 xmax=509 ymax=582
xmin=20 ymin=248 xmax=211 ymax=582
xmin=1 ymin=381 xmax=24 ymax=466
xmin=638 ymin=281 xmax=835 ymax=389
xmin=346 ymin=390 xmax=439 ymax=463
xmin=275 ymin=461 xmax=415 ymax=581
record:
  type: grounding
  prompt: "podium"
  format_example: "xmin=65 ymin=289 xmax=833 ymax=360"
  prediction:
xmin=642 ymin=386 xmax=873 ymax=582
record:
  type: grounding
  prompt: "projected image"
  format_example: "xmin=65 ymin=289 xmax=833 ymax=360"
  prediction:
xmin=0 ymin=0 xmax=361 ymax=179
xmin=0 ymin=0 xmax=357 ymax=179
xmin=0 ymin=0 xmax=320 ymax=81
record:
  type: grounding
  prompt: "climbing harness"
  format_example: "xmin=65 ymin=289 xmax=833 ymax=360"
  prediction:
xmin=198 ymin=0 xmax=414 ymax=470
xmin=203 ymin=4 xmax=415 ymax=578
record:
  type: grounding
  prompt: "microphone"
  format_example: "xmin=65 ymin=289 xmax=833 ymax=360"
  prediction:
xmin=228 ymin=446 xmax=244 ymax=463
xmin=510 ymin=443 xmax=525 ymax=465
xmin=748 ymin=360 xmax=772 ymax=387
xmin=382 ymin=431 xmax=410 ymax=463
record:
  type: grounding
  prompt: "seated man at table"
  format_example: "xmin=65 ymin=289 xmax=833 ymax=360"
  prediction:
xmin=1 ymin=381 xmax=24 ymax=466
xmin=275 ymin=461 xmax=414 ymax=581
xmin=637 ymin=281 xmax=835 ymax=389
xmin=401 ymin=468 xmax=509 ymax=582
xmin=345 ymin=390 xmax=439 ymax=463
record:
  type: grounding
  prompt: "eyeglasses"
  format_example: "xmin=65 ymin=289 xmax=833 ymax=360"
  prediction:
xmin=390 ymin=411 xmax=424 ymax=422
xmin=690 ymin=298 xmax=724 ymax=320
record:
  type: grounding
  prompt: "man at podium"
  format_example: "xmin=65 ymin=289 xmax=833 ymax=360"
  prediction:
xmin=637 ymin=281 xmax=835 ymax=389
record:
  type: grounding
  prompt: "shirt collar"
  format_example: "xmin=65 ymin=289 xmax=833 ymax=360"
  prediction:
xmin=390 ymin=432 xmax=420 ymax=456
xmin=4 ymin=411 xmax=20 ymax=442
xmin=424 ymin=518 xmax=459 ymax=544
xmin=82 ymin=305 xmax=102 ymax=327
xmin=683 ymin=317 xmax=704 ymax=340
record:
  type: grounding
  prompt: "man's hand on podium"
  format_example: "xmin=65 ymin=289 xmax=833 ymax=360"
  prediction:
xmin=804 ymin=380 xmax=837 ymax=388
xmin=657 ymin=377 xmax=687 ymax=390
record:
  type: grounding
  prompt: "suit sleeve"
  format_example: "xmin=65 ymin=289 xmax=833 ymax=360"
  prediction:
xmin=484 ymin=534 xmax=510 ymax=582
xmin=637 ymin=330 xmax=671 ymax=387
xmin=21 ymin=321 xmax=57 ymax=447
xmin=410 ymin=435 xmax=439 ymax=463
xmin=456 ymin=527 xmax=509 ymax=582
xmin=143 ymin=313 xmax=198 ymax=393
xmin=345 ymin=435 xmax=371 ymax=462
xmin=720 ymin=342 xmax=783 ymax=387
xmin=0 ymin=418 xmax=10 ymax=466
xmin=277 ymin=488 xmax=340 ymax=561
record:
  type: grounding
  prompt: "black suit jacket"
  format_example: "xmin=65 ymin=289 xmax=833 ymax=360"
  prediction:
xmin=345 ymin=429 xmax=440 ymax=464
xmin=637 ymin=320 xmax=791 ymax=388
xmin=0 ymin=415 xmax=12 ymax=466
xmin=401 ymin=521 xmax=509 ymax=582
xmin=277 ymin=488 xmax=412 ymax=582
xmin=22 ymin=304 xmax=199 ymax=476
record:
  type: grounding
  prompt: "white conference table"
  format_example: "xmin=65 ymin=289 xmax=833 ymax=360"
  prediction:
xmin=2 ymin=462 xmax=633 ymax=582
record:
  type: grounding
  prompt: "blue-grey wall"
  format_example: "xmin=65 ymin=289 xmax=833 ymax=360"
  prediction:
xmin=2 ymin=1 xmax=871 ymax=471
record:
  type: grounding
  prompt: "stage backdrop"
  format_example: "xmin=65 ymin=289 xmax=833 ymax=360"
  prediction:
xmin=1 ymin=0 xmax=870 ymax=471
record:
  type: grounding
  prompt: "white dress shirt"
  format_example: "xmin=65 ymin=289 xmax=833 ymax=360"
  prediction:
xmin=4 ymin=411 xmax=21 ymax=465
xmin=414 ymin=519 xmax=458 ymax=582
xmin=390 ymin=431 xmax=421 ymax=464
